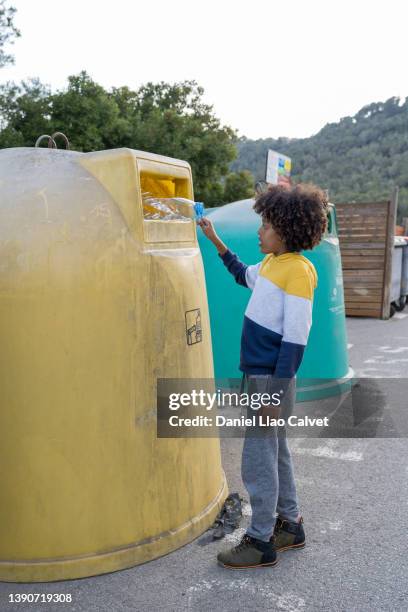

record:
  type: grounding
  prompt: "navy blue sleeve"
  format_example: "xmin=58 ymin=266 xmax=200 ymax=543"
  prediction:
xmin=274 ymin=341 xmax=305 ymax=379
xmin=219 ymin=250 xmax=248 ymax=287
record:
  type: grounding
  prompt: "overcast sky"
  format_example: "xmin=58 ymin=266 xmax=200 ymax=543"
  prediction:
xmin=2 ymin=0 xmax=408 ymax=139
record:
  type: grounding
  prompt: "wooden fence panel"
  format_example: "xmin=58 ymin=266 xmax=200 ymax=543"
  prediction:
xmin=335 ymin=190 xmax=398 ymax=318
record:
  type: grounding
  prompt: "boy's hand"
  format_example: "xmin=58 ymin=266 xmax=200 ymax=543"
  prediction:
xmin=197 ymin=217 xmax=228 ymax=255
xmin=197 ymin=217 xmax=218 ymax=242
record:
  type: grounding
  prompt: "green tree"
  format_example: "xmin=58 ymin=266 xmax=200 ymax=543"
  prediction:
xmin=51 ymin=71 xmax=130 ymax=151
xmin=222 ymin=170 xmax=255 ymax=204
xmin=0 ymin=74 xmax=239 ymax=206
xmin=0 ymin=78 xmax=51 ymax=147
xmin=111 ymin=80 xmax=237 ymax=205
xmin=0 ymin=1 xmax=20 ymax=68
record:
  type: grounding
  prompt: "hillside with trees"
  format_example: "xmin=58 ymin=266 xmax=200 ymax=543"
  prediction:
xmin=231 ymin=97 xmax=408 ymax=222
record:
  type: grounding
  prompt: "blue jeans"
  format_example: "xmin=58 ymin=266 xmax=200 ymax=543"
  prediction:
xmin=241 ymin=374 xmax=299 ymax=542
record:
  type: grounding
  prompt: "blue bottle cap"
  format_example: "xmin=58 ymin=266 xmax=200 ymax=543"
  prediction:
xmin=194 ymin=202 xmax=204 ymax=219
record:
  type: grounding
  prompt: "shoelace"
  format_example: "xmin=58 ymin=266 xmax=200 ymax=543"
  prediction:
xmin=232 ymin=535 xmax=254 ymax=554
xmin=275 ymin=518 xmax=284 ymax=531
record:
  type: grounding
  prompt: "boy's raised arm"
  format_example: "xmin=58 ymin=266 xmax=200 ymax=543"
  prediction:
xmin=196 ymin=217 xmax=228 ymax=255
xmin=218 ymin=250 xmax=249 ymax=288
xmin=197 ymin=217 xmax=259 ymax=288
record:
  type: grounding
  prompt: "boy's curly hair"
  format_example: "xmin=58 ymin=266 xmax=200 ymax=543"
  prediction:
xmin=253 ymin=183 xmax=328 ymax=252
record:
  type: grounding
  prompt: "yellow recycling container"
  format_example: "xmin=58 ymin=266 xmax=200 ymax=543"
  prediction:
xmin=0 ymin=147 xmax=227 ymax=582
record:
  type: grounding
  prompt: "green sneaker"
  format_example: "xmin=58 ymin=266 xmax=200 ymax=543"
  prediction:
xmin=217 ymin=534 xmax=278 ymax=569
xmin=272 ymin=516 xmax=306 ymax=552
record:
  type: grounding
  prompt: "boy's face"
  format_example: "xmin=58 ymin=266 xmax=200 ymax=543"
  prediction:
xmin=258 ymin=218 xmax=286 ymax=255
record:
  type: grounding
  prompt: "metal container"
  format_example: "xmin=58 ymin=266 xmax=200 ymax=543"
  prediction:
xmin=391 ymin=237 xmax=405 ymax=303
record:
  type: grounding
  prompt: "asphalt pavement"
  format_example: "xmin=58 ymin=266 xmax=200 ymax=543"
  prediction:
xmin=1 ymin=313 xmax=408 ymax=612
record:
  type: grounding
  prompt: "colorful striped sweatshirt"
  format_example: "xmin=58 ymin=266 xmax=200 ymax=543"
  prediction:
xmin=220 ymin=250 xmax=317 ymax=378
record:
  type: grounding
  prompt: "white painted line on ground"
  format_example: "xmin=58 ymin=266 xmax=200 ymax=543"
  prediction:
xmin=354 ymin=366 xmax=402 ymax=377
xmin=327 ymin=520 xmax=342 ymax=530
xmin=365 ymin=357 xmax=408 ymax=364
xmin=394 ymin=312 xmax=408 ymax=319
xmin=379 ymin=346 xmax=408 ymax=353
xmin=276 ymin=594 xmax=306 ymax=612
xmin=292 ymin=445 xmax=363 ymax=461
xmin=187 ymin=579 xmax=305 ymax=611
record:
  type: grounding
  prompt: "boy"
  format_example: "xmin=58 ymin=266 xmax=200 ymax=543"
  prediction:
xmin=198 ymin=183 xmax=328 ymax=569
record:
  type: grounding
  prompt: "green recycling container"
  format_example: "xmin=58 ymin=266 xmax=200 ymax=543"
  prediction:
xmin=198 ymin=199 xmax=353 ymax=401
